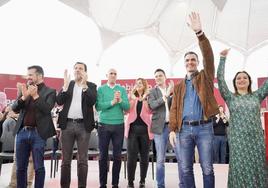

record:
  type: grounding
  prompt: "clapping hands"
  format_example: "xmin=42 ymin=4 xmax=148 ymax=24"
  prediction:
xmin=63 ymin=69 xmax=71 ymax=91
xmin=166 ymin=80 xmax=174 ymax=97
xmin=112 ymin=90 xmax=122 ymax=105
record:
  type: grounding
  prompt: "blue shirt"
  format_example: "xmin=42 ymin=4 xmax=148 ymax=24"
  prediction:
xmin=182 ymin=78 xmax=203 ymax=121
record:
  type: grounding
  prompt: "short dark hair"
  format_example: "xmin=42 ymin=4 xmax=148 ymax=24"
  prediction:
xmin=75 ymin=62 xmax=87 ymax=72
xmin=184 ymin=51 xmax=199 ymax=60
xmin=154 ymin=68 xmax=166 ymax=76
xmin=27 ymin=65 xmax=44 ymax=77
xmin=232 ymin=71 xmax=252 ymax=95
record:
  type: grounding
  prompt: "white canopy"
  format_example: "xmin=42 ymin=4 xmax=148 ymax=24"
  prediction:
xmin=0 ymin=0 xmax=267 ymax=88
xmin=57 ymin=0 xmax=268 ymax=80
xmin=58 ymin=0 xmax=268 ymax=56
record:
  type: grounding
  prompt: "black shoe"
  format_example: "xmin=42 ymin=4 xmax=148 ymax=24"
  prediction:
xmin=139 ymin=181 xmax=145 ymax=188
xmin=112 ymin=185 xmax=119 ymax=188
xmin=127 ymin=181 xmax=134 ymax=188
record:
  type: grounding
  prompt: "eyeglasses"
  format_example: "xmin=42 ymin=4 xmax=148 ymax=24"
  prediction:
xmin=110 ymin=72 xmax=117 ymax=75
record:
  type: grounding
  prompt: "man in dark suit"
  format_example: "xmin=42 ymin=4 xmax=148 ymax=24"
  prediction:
xmin=56 ymin=62 xmax=97 ymax=188
xmin=12 ymin=65 xmax=56 ymax=188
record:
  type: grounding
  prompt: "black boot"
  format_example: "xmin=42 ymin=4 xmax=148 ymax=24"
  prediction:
xmin=127 ymin=181 xmax=134 ymax=188
xmin=139 ymin=181 xmax=145 ymax=188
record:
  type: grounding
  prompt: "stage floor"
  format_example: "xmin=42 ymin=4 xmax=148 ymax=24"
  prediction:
xmin=0 ymin=160 xmax=228 ymax=188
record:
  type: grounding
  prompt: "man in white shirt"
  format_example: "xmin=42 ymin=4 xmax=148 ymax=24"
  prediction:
xmin=56 ymin=62 xmax=97 ymax=188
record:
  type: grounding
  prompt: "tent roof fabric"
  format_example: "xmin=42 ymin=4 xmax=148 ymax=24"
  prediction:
xmin=58 ymin=0 xmax=268 ymax=56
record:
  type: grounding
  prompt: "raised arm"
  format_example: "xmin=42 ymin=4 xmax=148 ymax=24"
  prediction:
xmin=217 ymin=49 xmax=232 ymax=102
xmin=188 ymin=12 xmax=214 ymax=80
xmin=56 ymin=70 xmax=71 ymax=105
xmin=254 ymin=78 xmax=268 ymax=101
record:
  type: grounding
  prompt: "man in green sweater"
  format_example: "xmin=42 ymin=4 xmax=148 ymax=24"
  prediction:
xmin=96 ymin=68 xmax=130 ymax=188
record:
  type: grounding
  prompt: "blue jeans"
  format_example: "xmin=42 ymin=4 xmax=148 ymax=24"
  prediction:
xmin=179 ymin=122 xmax=214 ymax=188
xmin=174 ymin=133 xmax=184 ymax=188
xmin=98 ymin=123 xmax=124 ymax=187
xmin=213 ymin=135 xmax=227 ymax=164
xmin=154 ymin=124 xmax=169 ymax=188
xmin=16 ymin=127 xmax=46 ymax=188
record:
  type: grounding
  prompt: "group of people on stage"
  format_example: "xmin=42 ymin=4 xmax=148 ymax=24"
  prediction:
xmin=0 ymin=12 xmax=267 ymax=188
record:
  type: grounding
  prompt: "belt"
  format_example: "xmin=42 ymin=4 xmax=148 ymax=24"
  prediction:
xmin=183 ymin=119 xmax=212 ymax=126
xmin=67 ymin=118 xmax=83 ymax=123
xmin=23 ymin=126 xmax=36 ymax=130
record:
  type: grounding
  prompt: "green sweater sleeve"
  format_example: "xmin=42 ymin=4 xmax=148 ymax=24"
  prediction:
xmin=96 ymin=85 xmax=129 ymax=125
xmin=95 ymin=86 xmax=113 ymax=111
xmin=217 ymin=57 xmax=232 ymax=102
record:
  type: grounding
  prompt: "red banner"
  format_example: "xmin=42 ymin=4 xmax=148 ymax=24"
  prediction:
xmin=258 ymin=77 xmax=268 ymax=109
xmin=264 ymin=112 xmax=268 ymax=162
xmin=0 ymin=73 xmax=63 ymax=109
xmin=101 ymin=78 xmax=225 ymax=107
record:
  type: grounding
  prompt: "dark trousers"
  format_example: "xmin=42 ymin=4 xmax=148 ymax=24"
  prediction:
xmin=16 ymin=127 xmax=46 ymax=188
xmin=60 ymin=121 xmax=91 ymax=188
xmin=98 ymin=124 xmax=124 ymax=187
xmin=127 ymin=126 xmax=150 ymax=184
xmin=213 ymin=135 xmax=227 ymax=164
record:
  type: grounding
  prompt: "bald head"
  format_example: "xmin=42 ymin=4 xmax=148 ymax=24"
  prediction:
xmin=106 ymin=68 xmax=117 ymax=84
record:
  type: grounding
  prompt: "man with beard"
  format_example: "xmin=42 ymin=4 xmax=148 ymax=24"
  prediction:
xmin=12 ymin=65 xmax=56 ymax=188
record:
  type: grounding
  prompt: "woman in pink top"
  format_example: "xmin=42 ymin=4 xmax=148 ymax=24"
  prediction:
xmin=125 ymin=78 xmax=153 ymax=188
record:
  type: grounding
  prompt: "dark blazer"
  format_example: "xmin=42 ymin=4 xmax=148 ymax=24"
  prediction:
xmin=12 ymin=84 xmax=56 ymax=140
xmin=56 ymin=80 xmax=97 ymax=133
xmin=148 ymin=86 xmax=172 ymax=134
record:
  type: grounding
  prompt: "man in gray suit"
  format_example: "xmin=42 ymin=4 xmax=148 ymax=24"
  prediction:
xmin=148 ymin=69 xmax=174 ymax=188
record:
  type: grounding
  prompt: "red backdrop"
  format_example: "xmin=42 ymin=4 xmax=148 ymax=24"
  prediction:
xmin=1 ymin=74 xmax=266 ymax=110
xmin=264 ymin=112 xmax=268 ymax=162
xmin=101 ymin=78 xmax=225 ymax=106
xmin=0 ymin=73 xmax=63 ymax=106
xmin=258 ymin=77 xmax=268 ymax=109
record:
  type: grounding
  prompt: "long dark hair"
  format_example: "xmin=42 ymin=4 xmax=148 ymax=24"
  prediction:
xmin=232 ymin=71 xmax=252 ymax=95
